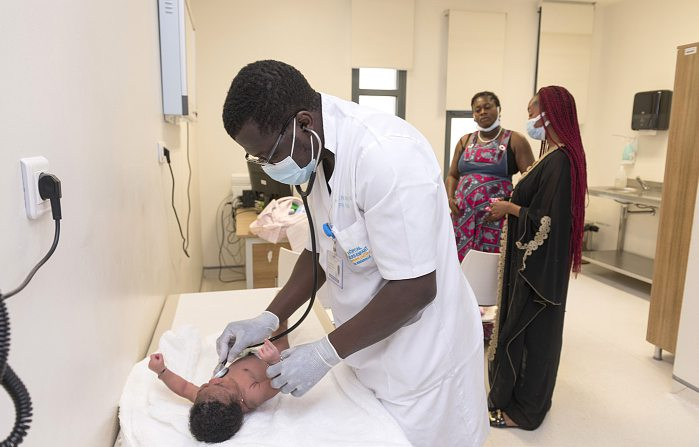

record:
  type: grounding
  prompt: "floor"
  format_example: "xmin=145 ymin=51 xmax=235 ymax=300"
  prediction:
xmin=200 ymin=264 xmax=699 ymax=447
xmin=200 ymin=267 xmax=247 ymax=292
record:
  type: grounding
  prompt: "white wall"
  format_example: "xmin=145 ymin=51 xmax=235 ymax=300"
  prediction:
xmin=0 ymin=1 xmax=203 ymax=445
xmin=675 ymin=177 xmax=699 ymax=390
xmin=195 ymin=0 xmax=699 ymax=263
xmin=583 ymin=0 xmax=699 ymax=256
xmin=195 ymin=0 xmax=699 ymax=264
xmin=192 ymin=0 xmax=353 ymax=267
xmin=1 ymin=1 xmax=694 ymax=445
xmin=193 ymin=0 xmax=542 ymax=267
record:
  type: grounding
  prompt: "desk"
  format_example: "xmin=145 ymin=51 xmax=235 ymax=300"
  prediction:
xmin=236 ymin=209 xmax=290 ymax=289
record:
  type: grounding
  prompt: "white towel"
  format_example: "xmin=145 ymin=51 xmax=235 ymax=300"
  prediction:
xmin=119 ymin=326 xmax=411 ymax=447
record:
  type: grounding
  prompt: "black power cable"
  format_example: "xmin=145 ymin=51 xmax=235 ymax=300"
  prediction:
xmin=164 ymin=148 xmax=190 ymax=258
xmin=1 ymin=172 xmax=62 ymax=446
xmin=184 ymin=123 xmax=192 ymax=254
xmin=257 ymin=172 xmax=319 ymax=346
xmin=217 ymin=199 xmax=245 ymax=283
xmin=1 ymin=295 xmax=34 ymax=447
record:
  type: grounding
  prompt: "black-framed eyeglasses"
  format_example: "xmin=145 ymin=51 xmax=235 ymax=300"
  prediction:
xmin=245 ymin=110 xmax=302 ymax=166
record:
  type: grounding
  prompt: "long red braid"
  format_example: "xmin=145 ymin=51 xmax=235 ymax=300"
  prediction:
xmin=538 ymin=86 xmax=588 ymax=274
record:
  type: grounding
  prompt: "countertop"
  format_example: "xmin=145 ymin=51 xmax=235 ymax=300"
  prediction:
xmin=588 ymin=179 xmax=662 ymax=207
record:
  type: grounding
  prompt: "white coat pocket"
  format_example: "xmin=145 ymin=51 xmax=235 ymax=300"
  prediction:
xmin=333 ymin=218 xmax=376 ymax=272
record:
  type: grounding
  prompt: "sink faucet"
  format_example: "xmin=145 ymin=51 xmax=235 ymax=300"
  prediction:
xmin=636 ymin=176 xmax=650 ymax=191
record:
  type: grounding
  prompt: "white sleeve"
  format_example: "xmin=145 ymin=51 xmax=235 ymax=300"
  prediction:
xmin=355 ymin=136 xmax=440 ymax=280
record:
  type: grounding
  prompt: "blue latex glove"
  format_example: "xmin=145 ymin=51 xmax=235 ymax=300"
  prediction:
xmin=216 ymin=311 xmax=279 ymax=364
xmin=266 ymin=336 xmax=341 ymax=397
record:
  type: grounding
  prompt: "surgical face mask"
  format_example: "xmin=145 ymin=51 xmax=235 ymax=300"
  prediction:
xmin=526 ymin=113 xmax=549 ymax=140
xmin=476 ymin=106 xmax=501 ymax=132
xmin=262 ymin=119 xmax=320 ymax=185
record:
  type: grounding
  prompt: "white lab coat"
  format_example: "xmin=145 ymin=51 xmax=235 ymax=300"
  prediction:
xmin=303 ymin=94 xmax=489 ymax=447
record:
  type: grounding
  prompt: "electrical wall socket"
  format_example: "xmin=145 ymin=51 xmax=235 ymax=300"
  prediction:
xmin=157 ymin=141 xmax=167 ymax=164
xmin=20 ymin=156 xmax=51 ymax=219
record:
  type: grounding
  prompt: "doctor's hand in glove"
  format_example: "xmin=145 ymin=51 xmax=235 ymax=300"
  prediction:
xmin=266 ymin=336 xmax=341 ymax=397
xmin=216 ymin=311 xmax=280 ymax=365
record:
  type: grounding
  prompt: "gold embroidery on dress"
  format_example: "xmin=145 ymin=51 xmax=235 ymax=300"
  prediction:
xmin=486 ymin=218 xmax=509 ymax=362
xmin=515 ymin=216 xmax=551 ymax=270
xmin=486 ymin=149 xmax=558 ymax=362
xmin=518 ymin=147 xmax=558 ymax=181
xmin=486 ymin=216 xmax=553 ymax=361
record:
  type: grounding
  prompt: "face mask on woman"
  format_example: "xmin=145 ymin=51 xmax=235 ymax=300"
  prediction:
xmin=476 ymin=106 xmax=501 ymax=132
xmin=526 ymin=113 xmax=549 ymax=140
xmin=262 ymin=119 xmax=321 ymax=185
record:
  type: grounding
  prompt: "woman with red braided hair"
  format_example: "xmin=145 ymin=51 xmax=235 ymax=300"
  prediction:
xmin=485 ymin=85 xmax=587 ymax=430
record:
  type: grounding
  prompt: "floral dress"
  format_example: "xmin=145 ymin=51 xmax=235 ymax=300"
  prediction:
xmin=452 ymin=129 xmax=516 ymax=261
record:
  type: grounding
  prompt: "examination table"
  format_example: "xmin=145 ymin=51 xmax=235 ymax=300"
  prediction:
xmin=116 ymin=288 xmax=412 ymax=446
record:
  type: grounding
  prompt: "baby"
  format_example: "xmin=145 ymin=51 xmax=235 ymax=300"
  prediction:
xmin=148 ymin=337 xmax=286 ymax=443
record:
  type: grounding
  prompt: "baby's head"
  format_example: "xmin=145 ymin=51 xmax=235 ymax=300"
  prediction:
xmin=189 ymin=397 xmax=243 ymax=443
xmin=189 ymin=355 xmax=279 ymax=442
xmin=189 ymin=372 xmax=245 ymax=442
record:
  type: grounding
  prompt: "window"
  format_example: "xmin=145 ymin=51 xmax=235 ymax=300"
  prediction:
xmin=352 ymin=68 xmax=406 ymax=118
xmin=444 ymin=111 xmax=478 ymax=177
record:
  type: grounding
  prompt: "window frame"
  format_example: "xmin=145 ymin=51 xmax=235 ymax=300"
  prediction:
xmin=443 ymin=110 xmax=474 ymax=178
xmin=351 ymin=68 xmax=407 ymax=119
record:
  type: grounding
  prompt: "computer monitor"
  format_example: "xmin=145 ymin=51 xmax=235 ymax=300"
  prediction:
xmin=246 ymin=161 xmax=293 ymax=206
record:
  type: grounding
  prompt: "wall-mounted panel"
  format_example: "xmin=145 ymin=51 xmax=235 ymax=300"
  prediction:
xmin=446 ymin=10 xmax=506 ymax=111
xmin=536 ymin=2 xmax=594 ymax=123
xmin=351 ymin=0 xmax=415 ymax=69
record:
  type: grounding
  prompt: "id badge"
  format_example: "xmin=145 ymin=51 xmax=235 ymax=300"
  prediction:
xmin=326 ymin=249 xmax=343 ymax=289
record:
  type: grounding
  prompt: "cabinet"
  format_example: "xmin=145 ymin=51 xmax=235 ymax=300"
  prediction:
xmin=236 ymin=209 xmax=291 ymax=289
xmin=646 ymin=42 xmax=699 ymax=356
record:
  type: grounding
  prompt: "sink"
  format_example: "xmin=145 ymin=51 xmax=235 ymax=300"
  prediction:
xmin=588 ymin=185 xmax=661 ymax=207
xmin=607 ymin=187 xmax=641 ymax=193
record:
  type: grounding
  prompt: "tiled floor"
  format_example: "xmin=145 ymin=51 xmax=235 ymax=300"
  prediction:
xmin=200 ymin=264 xmax=699 ymax=446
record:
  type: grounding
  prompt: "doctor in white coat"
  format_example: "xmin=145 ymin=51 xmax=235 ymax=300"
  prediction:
xmin=218 ymin=60 xmax=488 ymax=447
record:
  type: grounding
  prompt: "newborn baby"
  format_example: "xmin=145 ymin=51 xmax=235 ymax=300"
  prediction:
xmin=148 ymin=337 xmax=285 ymax=443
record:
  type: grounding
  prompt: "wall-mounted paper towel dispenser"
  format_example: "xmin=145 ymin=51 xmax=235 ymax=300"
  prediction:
xmin=631 ymin=90 xmax=672 ymax=130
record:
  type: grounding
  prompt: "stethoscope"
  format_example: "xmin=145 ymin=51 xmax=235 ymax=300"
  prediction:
xmin=214 ymin=127 xmax=323 ymax=379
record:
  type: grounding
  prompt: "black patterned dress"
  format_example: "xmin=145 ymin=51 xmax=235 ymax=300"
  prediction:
xmin=487 ymin=148 xmax=573 ymax=430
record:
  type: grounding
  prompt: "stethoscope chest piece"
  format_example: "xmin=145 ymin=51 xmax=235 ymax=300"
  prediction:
xmin=213 ymin=365 xmax=229 ymax=379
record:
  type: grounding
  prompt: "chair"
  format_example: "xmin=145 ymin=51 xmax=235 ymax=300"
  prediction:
xmin=277 ymin=247 xmax=301 ymax=287
xmin=460 ymin=250 xmax=500 ymax=306
xmin=460 ymin=250 xmax=500 ymax=329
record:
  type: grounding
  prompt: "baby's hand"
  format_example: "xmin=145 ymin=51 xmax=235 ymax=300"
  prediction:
xmin=148 ymin=353 xmax=166 ymax=374
xmin=257 ymin=339 xmax=281 ymax=364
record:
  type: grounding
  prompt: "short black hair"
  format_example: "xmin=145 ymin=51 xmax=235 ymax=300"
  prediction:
xmin=189 ymin=399 xmax=244 ymax=443
xmin=222 ymin=60 xmax=320 ymax=138
xmin=470 ymin=91 xmax=501 ymax=108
